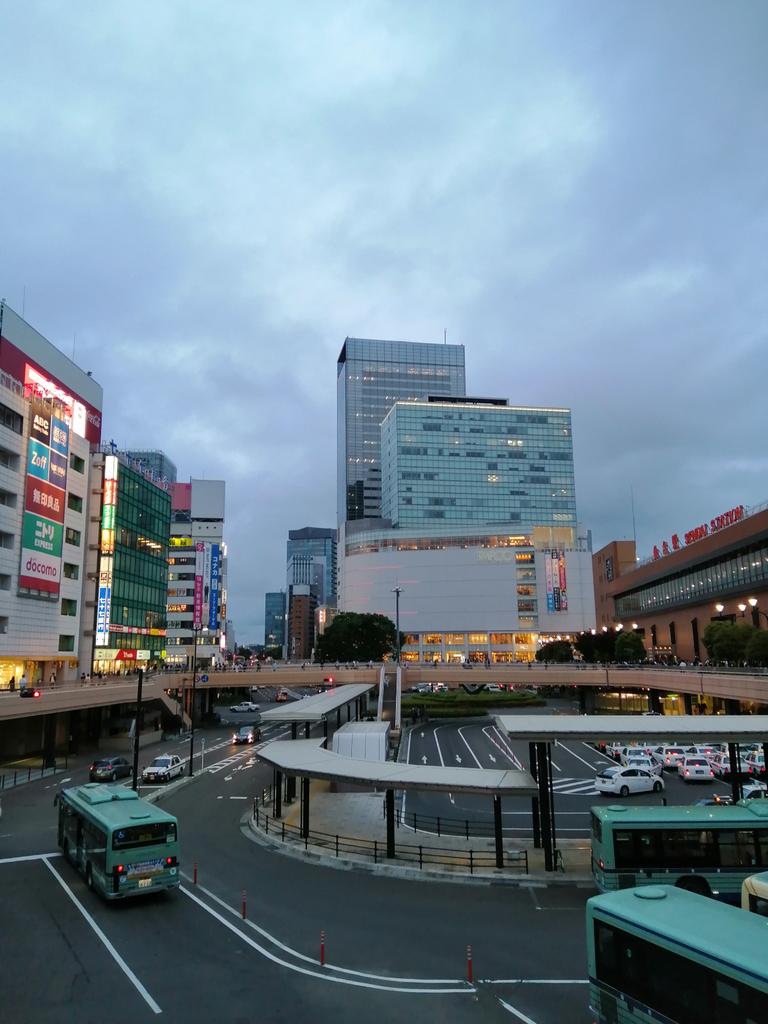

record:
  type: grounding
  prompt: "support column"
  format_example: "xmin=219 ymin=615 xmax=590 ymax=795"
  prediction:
xmin=386 ymin=789 xmax=395 ymax=858
xmin=337 ymin=708 xmax=341 ymax=728
xmin=274 ymin=769 xmax=283 ymax=818
xmin=493 ymin=794 xmax=503 ymax=869
xmin=347 ymin=704 xmax=351 ymax=722
xmin=301 ymin=777 xmax=310 ymax=838
xmin=726 ymin=698 xmax=740 ymax=715
xmin=729 ymin=743 xmax=743 ymax=804
xmin=323 ymin=717 xmax=328 ymax=745
xmin=683 ymin=693 xmax=693 ymax=715
xmin=287 ymin=723 xmax=297 ymax=802
xmin=529 ymin=742 xmax=541 ymax=848
xmin=649 ymin=690 xmax=662 ymax=714
xmin=305 ymin=721 xmax=310 ymax=739
xmin=42 ymin=715 xmax=57 ymax=769
xmin=536 ymin=741 xmax=554 ymax=871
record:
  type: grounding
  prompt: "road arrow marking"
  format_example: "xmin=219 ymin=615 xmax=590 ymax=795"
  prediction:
xmin=455 ymin=755 xmax=462 ymax=764
xmin=421 ymin=755 xmax=428 ymax=764
xmin=488 ymin=754 xmax=497 ymax=763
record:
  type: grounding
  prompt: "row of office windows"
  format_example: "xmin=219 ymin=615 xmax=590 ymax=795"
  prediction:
xmin=615 ymin=543 xmax=768 ymax=617
xmin=408 ymin=632 xmax=538 ymax=647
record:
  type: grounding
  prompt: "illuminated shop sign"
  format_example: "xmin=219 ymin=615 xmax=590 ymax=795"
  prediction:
xmin=194 ymin=542 xmax=204 ymax=628
xmin=24 ymin=364 xmax=99 ymax=441
xmin=18 ymin=398 xmax=68 ymax=596
xmin=170 ymin=536 xmax=194 ymax=547
xmin=652 ymin=503 xmax=746 ymax=560
xmin=95 ymin=559 xmax=114 ymax=647
xmin=545 ymin=550 xmax=568 ymax=613
xmin=95 ymin=457 xmax=119 ymax=645
xmin=209 ymin=544 xmax=220 ymax=630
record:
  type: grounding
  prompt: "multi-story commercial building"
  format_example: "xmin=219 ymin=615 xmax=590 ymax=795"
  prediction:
xmin=337 ymin=337 xmax=465 ymax=524
xmin=0 ymin=302 xmax=103 ymax=688
xmin=164 ymin=478 xmax=227 ymax=670
xmin=287 ymin=527 xmax=337 ymax=604
xmin=123 ymin=449 xmax=178 ymax=486
xmin=81 ymin=448 xmax=171 ymax=674
xmin=595 ymin=500 xmax=768 ymax=663
xmin=264 ymin=591 xmax=286 ymax=649
xmin=339 ymin=395 xmax=595 ymax=662
xmin=287 ymin=586 xmax=316 ymax=661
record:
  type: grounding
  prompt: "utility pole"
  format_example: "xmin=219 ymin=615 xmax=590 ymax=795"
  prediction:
xmin=131 ymin=668 xmax=144 ymax=790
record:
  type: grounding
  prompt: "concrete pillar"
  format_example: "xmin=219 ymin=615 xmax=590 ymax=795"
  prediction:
xmin=274 ymin=769 xmax=283 ymax=818
xmin=493 ymin=794 xmax=503 ymax=869
xmin=301 ymin=777 xmax=310 ymax=838
xmin=386 ymin=789 xmax=395 ymax=858
xmin=683 ymin=693 xmax=693 ymax=715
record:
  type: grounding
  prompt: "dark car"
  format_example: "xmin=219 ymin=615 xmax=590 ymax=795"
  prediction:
xmin=232 ymin=725 xmax=260 ymax=745
xmin=89 ymin=756 xmax=132 ymax=783
xmin=19 ymin=687 xmax=42 ymax=699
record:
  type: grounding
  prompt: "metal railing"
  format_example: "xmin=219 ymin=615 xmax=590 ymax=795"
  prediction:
xmin=0 ymin=758 xmax=67 ymax=789
xmin=252 ymin=802 xmax=527 ymax=874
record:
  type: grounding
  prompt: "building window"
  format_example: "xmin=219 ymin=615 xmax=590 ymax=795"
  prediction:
xmin=0 ymin=488 xmax=16 ymax=509
xmin=0 ymin=400 xmax=23 ymax=434
xmin=67 ymin=493 xmax=83 ymax=513
xmin=0 ymin=574 xmax=10 ymax=591
xmin=0 ymin=447 xmax=20 ymax=471
xmin=0 ymin=616 xmax=7 ymax=634
xmin=69 ymin=453 xmax=85 ymax=473
xmin=490 ymin=633 xmax=514 ymax=645
xmin=63 ymin=562 xmax=79 ymax=580
xmin=517 ymin=600 xmax=537 ymax=613
xmin=61 ymin=598 xmax=77 ymax=616
xmin=58 ymin=634 xmax=75 ymax=652
xmin=65 ymin=527 xmax=81 ymax=546
xmin=444 ymin=633 xmax=465 ymax=645
xmin=0 ymin=531 xmax=13 ymax=550
xmin=468 ymin=633 xmax=488 ymax=644
xmin=423 ymin=633 xmax=443 ymax=646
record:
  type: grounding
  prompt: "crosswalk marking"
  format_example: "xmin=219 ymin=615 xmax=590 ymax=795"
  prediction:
xmin=551 ymin=776 xmax=598 ymax=795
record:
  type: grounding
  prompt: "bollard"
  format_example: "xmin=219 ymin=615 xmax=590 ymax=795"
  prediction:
xmin=320 ymin=930 xmax=326 ymax=967
xmin=241 ymin=889 xmax=247 ymax=919
xmin=467 ymin=944 xmax=473 ymax=984
xmin=193 ymin=861 xmax=198 ymax=885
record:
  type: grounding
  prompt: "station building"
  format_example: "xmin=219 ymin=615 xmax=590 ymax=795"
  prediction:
xmin=594 ymin=500 xmax=768 ymax=664
xmin=0 ymin=302 xmax=103 ymax=688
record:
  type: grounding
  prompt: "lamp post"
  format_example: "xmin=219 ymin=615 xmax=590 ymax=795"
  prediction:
xmin=392 ymin=587 xmax=402 ymax=664
xmin=188 ymin=623 xmax=201 ymax=777
xmin=715 ymin=603 xmax=725 ymax=619
xmin=747 ymin=597 xmax=768 ymax=628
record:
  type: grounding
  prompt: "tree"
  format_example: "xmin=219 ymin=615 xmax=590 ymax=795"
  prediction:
xmin=702 ymin=621 xmax=754 ymax=663
xmin=746 ymin=630 xmax=768 ymax=667
xmin=614 ymin=631 xmax=646 ymax=663
xmin=314 ymin=612 xmax=396 ymax=663
xmin=535 ymin=640 xmax=573 ymax=663
xmin=574 ymin=630 xmax=616 ymax=664
xmin=236 ymin=646 xmax=252 ymax=659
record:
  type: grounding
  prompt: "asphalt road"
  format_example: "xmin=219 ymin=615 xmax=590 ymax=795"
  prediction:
xmin=402 ymin=714 xmax=735 ymax=838
xmin=0 ymin=699 xmax=595 ymax=1024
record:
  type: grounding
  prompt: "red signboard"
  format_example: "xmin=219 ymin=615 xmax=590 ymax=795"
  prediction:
xmin=654 ymin=504 xmax=746 ymax=560
xmin=25 ymin=476 xmax=65 ymax=525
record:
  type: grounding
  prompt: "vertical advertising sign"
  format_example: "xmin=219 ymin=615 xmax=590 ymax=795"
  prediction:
xmin=193 ymin=542 xmax=204 ymax=628
xmin=208 ymin=544 xmax=220 ymax=630
xmin=558 ymin=551 xmax=568 ymax=611
xmin=95 ymin=457 xmax=119 ymax=646
xmin=545 ymin=550 xmax=568 ymax=613
xmin=19 ymin=399 xmax=68 ymax=596
xmin=202 ymin=543 xmax=212 ymax=626
xmin=545 ymin=551 xmax=555 ymax=612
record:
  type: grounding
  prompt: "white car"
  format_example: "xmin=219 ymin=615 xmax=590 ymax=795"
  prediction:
xmin=678 ymin=756 xmax=715 ymax=783
xmin=230 ymin=701 xmax=260 ymax=713
xmin=659 ymin=746 xmax=694 ymax=771
xmin=710 ymin=753 xmax=753 ymax=778
xmin=622 ymin=754 xmax=663 ymax=777
xmin=595 ymin=765 xmax=664 ymax=797
xmin=142 ymin=754 xmax=184 ymax=784
xmin=745 ymin=751 xmax=765 ymax=776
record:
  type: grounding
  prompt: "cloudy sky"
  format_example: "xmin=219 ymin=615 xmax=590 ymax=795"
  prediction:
xmin=1 ymin=1 xmax=766 ymax=642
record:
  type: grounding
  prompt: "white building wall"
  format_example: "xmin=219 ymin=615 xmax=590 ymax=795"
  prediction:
xmin=0 ymin=381 xmax=91 ymax=683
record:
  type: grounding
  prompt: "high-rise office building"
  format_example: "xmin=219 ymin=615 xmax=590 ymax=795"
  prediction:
xmin=337 ymin=337 xmax=465 ymax=525
xmin=381 ymin=399 xmax=576 ymax=530
xmin=264 ymin=591 xmax=286 ymax=649
xmin=287 ymin=527 xmax=337 ymax=604
xmin=0 ymin=302 xmax=102 ymax=689
xmin=123 ymin=449 xmax=178 ymax=486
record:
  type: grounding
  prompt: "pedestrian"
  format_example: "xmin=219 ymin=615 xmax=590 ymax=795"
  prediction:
xmin=19 ymin=673 xmax=27 ymax=694
xmin=49 ymin=670 xmax=56 ymax=690
xmin=8 ymin=677 xmax=15 ymax=693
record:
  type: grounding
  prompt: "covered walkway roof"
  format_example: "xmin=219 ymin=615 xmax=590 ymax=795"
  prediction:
xmin=494 ymin=714 xmax=768 ymax=743
xmin=257 ymin=738 xmax=538 ymax=795
xmin=259 ymin=684 xmax=374 ymax=723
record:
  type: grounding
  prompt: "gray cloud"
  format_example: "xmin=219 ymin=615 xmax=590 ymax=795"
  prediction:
xmin=1 ymin=1 xmax=766 ymax=640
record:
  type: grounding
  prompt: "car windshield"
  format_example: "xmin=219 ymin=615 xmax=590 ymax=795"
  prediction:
xmin=688 ymin=758 xmax=708 ymax=766
xmin=94 ymin=759 xmax=113 ymax=767
xmin=238 ymin=728 xmax=252 ymax=736
xmin=152 ymin=758 xmax=171 ymax=768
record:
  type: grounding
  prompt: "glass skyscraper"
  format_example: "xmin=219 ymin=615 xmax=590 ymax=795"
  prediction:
xmin=286 ymin=527 xmax=337 ymax=604
xmin=264 ymin=591 xmax=286 ymax=649
xmin=337 ymin=337 xmax=466 ymax=525
xmin=380 ymin=399 xmax=575 ymax=530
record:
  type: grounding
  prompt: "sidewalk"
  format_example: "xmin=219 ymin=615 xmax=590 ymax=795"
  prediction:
xmin=247 ymin=781 xmax=594 ymax=886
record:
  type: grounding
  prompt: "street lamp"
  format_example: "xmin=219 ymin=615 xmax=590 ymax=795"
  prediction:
xmin=715 ymin=603 xmax=725 ymax=619
xmin=746 ymin=598 xmax=768 ymax=627
xmin=188 ymin=623 xmax=202 ymax=777
xmin=392 ymin=587 xmax=402 ymax=664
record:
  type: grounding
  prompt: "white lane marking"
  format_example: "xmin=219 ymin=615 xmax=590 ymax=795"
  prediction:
xmin=585 ymin=743 xmax=616 ymax=765
xmin=499 ymin=998 xmax=537 ymax=1022
xmin=43 ymin=857 xmax=162 ymax=1014
xmin=481 ymin=726 xmax=522 ymax=768
xmin=217 ymin=796 xmax=223 ymax=800
xmin=433 ymin=726 xmax=447 ymax=767
xmin=557 ymin=742 xmax=602 ymax=774
xmin=229 ymin=796 xmax=248 ymax=800
xmin=549 ymin=757 xmax=562 ymax=773
xmin=184 ymin=877 xmax=463 ymax=984
xmin=489 ymin=979 xmax=589 ymax=985
xmin=0 ymin=852 xmax=61 ymax=864
xmin=180 ymin=885 xmax=473 ymax=994
xmin=456 ymin=727 xmax=483 ymax=769
xmin=60 ymin=777 xmax=72 ymax=783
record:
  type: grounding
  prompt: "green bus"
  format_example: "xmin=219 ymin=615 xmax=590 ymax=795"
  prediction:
xmin=57 ymin=783 xmax=180 ymax=899
xmin=591 ymin=801 xmax=768 ymax=901
xmin=586 ymin=886 xmax=768 ymax=1024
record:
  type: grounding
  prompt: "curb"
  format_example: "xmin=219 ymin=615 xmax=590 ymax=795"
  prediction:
xmin=242 ymin=812 xmax=595 ymax=888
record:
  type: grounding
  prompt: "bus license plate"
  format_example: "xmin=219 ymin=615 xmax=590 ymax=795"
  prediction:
xmin=138 ymin=878 xmax=153 ymax=888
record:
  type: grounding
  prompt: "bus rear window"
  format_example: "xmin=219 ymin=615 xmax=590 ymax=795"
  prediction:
xmin=112 ymin=822 xmax=176 ymax=850
xmin=591 ymin=813 xmax=602 ymax=844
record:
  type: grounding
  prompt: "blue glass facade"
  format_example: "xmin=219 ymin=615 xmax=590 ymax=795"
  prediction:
xmin=381 ymin=401 xmax=575 ymax=530
xmin=264 ymin=591 xmax=286 ymax=648
xmin=286 ymin=527 xmax=337 ymax=604
xmin=337 ymin=338 xmax=465 ymax=524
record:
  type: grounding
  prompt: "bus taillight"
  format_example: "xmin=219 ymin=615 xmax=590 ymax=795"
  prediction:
xmin=116 ymin=864 xmax=124 ymax=874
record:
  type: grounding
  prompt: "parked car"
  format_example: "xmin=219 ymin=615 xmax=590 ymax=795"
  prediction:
xmin=710 ymin=752 xmax=754 ymax=779
xmin=485 ymin=684 xmax=505 ymax=693
xmin=230 ymin=701 xmax=260 ymax=713
xmin=89 ymin=756 xmax=131 ymax=783
xmin=621 ymin=754 xmax=663 ymax=777
xmin=142 ymin=754 xmax=184 ymax=784
xmin=595 ymin=765 xmax=664 ymax=797
xmin=232 ymin=725 xmax=260 ymax=745
xmin=678 ymin=756 xmax=715 ymax=783
xmin=275 ymin=689 xmax=290 ymax=702
xmin=659 ymin=746 xmax=694 ymax=771
xmin=695 ymin=782 xmax=768 ymax=806
xmin=745 ymin=751 xmax=766 ymax=776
